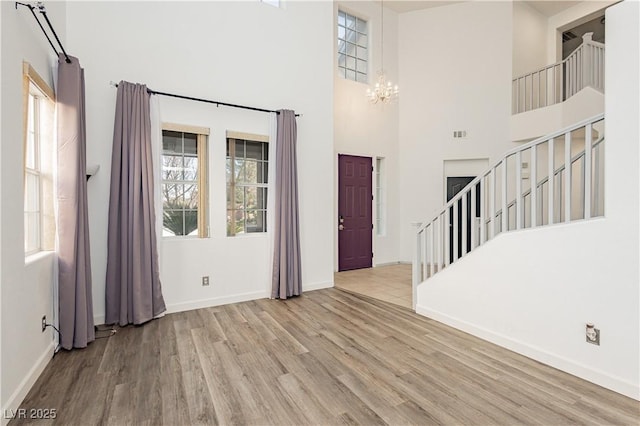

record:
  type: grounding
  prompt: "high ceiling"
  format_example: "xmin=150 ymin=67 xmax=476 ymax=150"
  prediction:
xmin=383 ymin=1 xmax=581 ymax=16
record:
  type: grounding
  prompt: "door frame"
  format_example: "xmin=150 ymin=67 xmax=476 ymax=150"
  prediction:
xmin=335 ymin=152 xmax=376 ymax=272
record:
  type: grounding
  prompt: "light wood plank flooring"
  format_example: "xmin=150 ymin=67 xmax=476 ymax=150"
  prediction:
xmin=12 ymin=288 xmax=639 ymax=425
xmin=334 ymin=264 xmax=412 ymax=309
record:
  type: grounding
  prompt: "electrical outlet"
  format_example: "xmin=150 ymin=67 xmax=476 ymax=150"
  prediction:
xmin=586 ymin=323 xmax=600 ymax=345
xmin=41 ymin=315 xmax=47 ymax=332
xmin=202 ymin=276 xmax=210 ymax=286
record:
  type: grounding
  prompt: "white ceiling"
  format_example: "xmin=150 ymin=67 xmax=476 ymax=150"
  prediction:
xmin=383 ymin=0 xmax=581 ymax=16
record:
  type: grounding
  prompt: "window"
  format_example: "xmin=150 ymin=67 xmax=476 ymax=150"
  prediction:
xmin=375 ymin=157 xmax=386 ymax=236
xmin=338 ymin=10 xmax=368 ymax=83
xmin=226 ymin=132 xmax=269 ymax=236
xmin=23 ymin=62 xmax=55 ymax=256
xmin=161 ymin=124 xmax=209 ymax=237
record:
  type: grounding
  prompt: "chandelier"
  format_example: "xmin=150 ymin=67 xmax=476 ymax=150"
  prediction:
xmin=367 ymin=0 xmax=399 ymax=104
xmin=367 ymin=72 xmax=399 ymax=104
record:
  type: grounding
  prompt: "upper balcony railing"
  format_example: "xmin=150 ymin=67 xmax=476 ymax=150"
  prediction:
xmin=412 ymin=114 xmax=605 ymax=307
xmin=513 ymin=33 xmax=605 ymax=114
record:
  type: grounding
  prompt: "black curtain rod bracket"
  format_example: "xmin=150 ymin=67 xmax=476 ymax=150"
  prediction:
xmin=16 ymin=2 xmax=71 ymax=63
xmin=111 ymin=81 xmax=300 ymax=117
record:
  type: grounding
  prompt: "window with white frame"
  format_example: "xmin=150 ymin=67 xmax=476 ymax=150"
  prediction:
xmin=338 ymin=10 xmax=368 ymax=83
xmin=226 ymin=132 xmax=269 ymax=236
xmin=376 ymin=157 xmax=386 ymax=236
xmin=24 ymin=63 xmax=55 ymax=256
xmin=161 ymin=124 xmax=209 ymax=237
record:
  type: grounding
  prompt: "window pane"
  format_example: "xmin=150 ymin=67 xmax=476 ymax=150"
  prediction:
xmin=357 ymin=59 xmax=367 ymax=73
xmin=346 ymin=13 xmax=355 ymax=29
xmin=257 ymin=187 xmax=267 ymax=209
xmin=235 ymin=140 xmax=245 ymax=158
xmin=346 ymin=56 xmax=356 ymax=70
xmin=163 ymin=209 xmax=183 ymax=236
xmin=163 ymin=131 xmax=182 ymax=154
xmin=183 ymin=133 xmax=197 ymax=155
xmin=346 ymin=69 xmax=356 ymax=81
xmin=226 ymin=158 xmax=232 ymax=182
xmin=234 ymin=186 xmax=244 ymax=210
xmin=356 ymin=17 xmax=367 ymax=34
xmin=338 ymin=67 xmax=346 ymax=78
xmin=357 ymin=33 xmax=368 ymax=48
xmin=338 ymin=41 xmax=346 ymax=54
xmin=184 ymin=210 xmax=198 ymax=236
xmin=232 ymin=210 xmax=245 ymax=235
xmin=346 ymin=29 xmax=355 ymax=43
xmin=24 ymin=212 xmax=40 ymax=252
xmin=246 ymin=141 xmax=263 ymax=160
xmin=244 ymin=160 xmax=258 ymax=183
xmin=346 ymin=42 xmax=357 ymax=57
xmin=246 ymin=210 xmax=264 ymax=233
xmin=184 ymin=156 xmax=198 ymax=181
xmin=357 ymin=46 xmax=367 ymax=60
xmin=338 ymin=26 xmax=345 ymax=40
xmin=356 ymin=72 xmax=368 ymax=83
xmin=245 ymin=187 xmax=258 ymax=210
xmin=338 ymin=11 xmax=345 ymax=26
xmin=183 ymin=183 xmax=199 ymax=209
xmin=257 ymin=162 xmax=265 ymax=184
xmin=235 ymin=159 xmax=245 ymax=182
xmin=24 ymin=173 xmax=40 ymax=212
xmin=26 ymin=94 xmax=36 ymax=169
xmin=338 ymin=54 xmax=346 ymax=67
xmin=263 ymin=142 xmax=269 ymax=161
xmin=226 ymin=185 xmax=233 ymax=210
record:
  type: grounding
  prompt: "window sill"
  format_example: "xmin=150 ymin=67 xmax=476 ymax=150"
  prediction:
xmin=25 ymin=250 xmax=55 ymax=267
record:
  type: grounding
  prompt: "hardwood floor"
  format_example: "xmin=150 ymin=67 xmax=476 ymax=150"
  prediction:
xmin=335 ymin=264 xmax=412 ymax=309
xmin=12 ymin=288 xmax=639 ymax=425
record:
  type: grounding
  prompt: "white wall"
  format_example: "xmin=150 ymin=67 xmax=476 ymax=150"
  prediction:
xmin=0 ymin=1 xmax=65 ymax=420
xmin=65 ymin=1 xmax=335 ymax=322
xmin=334 ymin=1 xmax=400 ymax=267
xmin=417 ymin=0 xmax=640 ymax=400
xmin=513 ymin=0 xmax=548 ymax=77
xmin=398 ymin=1 xmax=517 ymax=262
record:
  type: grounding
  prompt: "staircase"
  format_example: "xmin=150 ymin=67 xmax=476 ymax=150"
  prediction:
xmin=412 ymin=114 xmax=605 ymax=306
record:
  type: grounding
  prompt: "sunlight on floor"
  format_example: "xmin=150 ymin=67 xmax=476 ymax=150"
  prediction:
xmin=334 ymin=263 xmax=412 ymax=309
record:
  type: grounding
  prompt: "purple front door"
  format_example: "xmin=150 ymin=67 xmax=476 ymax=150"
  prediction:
xmin=338 ymin=154 xmax=373 ymax=271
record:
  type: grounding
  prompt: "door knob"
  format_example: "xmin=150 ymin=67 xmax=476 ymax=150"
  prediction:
xmin=339 ymin=224 xmax=344 ymax=231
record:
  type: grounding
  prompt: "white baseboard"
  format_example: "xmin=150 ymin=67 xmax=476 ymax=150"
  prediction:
xmin=94 ymin=281 xmax=335 ymax=324
xmin=1 ymin=341 xmax=55 ymax=426
xmin=416 ymin=305 xmax=640 ymax=401
xmin=303 ymin=281 xmax=333 ymax=292
xmin=166 ymin=290 xmax=270 ymax=314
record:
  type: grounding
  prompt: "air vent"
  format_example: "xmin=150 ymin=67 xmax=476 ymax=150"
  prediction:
xmin=453 ymin=130 xmax=467 ymax=139
xmin=562 ymin=31 xmax=577 ymax=42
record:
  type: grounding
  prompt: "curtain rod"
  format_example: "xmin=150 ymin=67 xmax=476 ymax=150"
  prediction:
xmin=110 ymin=81 xmax=300 ymax=117
xmin=16 ymin=2 xmax=71 ymax=64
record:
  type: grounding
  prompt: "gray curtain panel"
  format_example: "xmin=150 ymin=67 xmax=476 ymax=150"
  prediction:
xmin=57 ymin=54 xmax=95 ymax=349
xmin=105 ymin=81 xmax=166 ymax=326
xmin=271 ymin=110 xmax=302 ymax=299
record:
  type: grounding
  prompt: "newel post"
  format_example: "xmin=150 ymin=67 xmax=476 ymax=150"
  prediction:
xmin=582 ymin=32 xmax=594 ymax=88
xmin=411 ymin=221 xmax=422 ymax=311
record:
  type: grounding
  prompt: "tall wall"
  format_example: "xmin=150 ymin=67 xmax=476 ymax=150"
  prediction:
xmin=417 ymin=0 xmax=640 ymax=400
xmin=334 ymin=1 xmax=400 ymax=267
xmin=398 ymin=1 xmax=516 ymax=261
xmin=65 ymin=1 xmax=335 ymax=322
xmin=0 ymin=1 xmax=66 ymax=421
xmin=512 ymin=0 xmax=548 ymax=77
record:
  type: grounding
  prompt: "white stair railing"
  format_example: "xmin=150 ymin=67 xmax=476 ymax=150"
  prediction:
xmin=412 ymin=114 xmax=605 ymax=299
xmin=513 ymin=33 xmax=605 ymax=114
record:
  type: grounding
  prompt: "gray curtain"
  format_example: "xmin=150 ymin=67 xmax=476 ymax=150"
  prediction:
xmin=57 ymin=54 xmax=95 ymax=349
xmin=105 ymin=81 xmax=166 ymax=325
xmin=271 ymin=110 xmax=302 ymax=299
